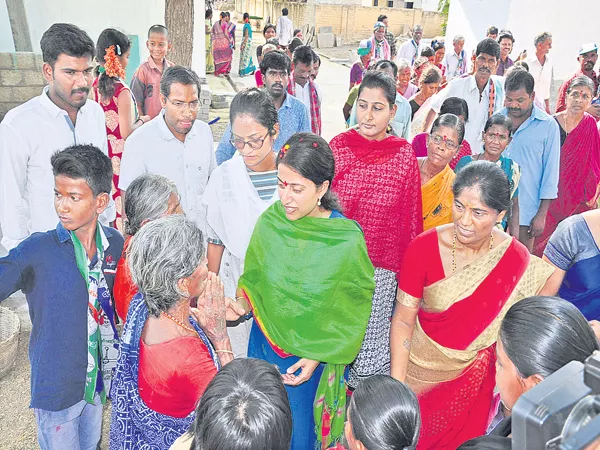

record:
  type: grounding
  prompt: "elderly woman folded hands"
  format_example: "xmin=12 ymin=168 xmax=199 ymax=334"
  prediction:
xmin=109 ymin=215 xmax=244 ymax=450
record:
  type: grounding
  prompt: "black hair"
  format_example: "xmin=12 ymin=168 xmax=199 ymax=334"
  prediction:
xmin=374 ymin=59 xmax=398 ymax=79
xmin=225 ymin=12 xmax=231 ymax=18
xmin=377 ymin=14 xmax=388 ymax=22
xmin=40 ymin=23 xmax=95 ymax=68
xmin=431 ymin=113 xmax=466 ymax=146
xmin=419 ymin=65 xmax=442 ymax=85
xmin=263 ymin=24 xmax=276 ymax=35
xmin=512 ymin=60 xmax=529 ymax=72
xmin=497 ymin=30 xmax=514 ymax=44
xmin=95 ymin=28 xmax=131 ymax=101
xmin=293 ymin=28 xmax=302 ymax=37
xmin=500 ymin=296 xmax=600 ymax=379
xmin=505 ymin=68 xmax=534 ymax=95
xmin=312 ymin=51 xmax=321 ymax=66
xmin=348 ymin=375 xmax=421 ymax=450
xmin=243 ymin=12 xmax=250 ymax=20
xmin=205 ymin=9 xmax=212 ymax=19
xmin=452 ymin=160 xmax=511 ymax=212
xmin=420 ymin=46 xmax=435 ymax=58
xmin=277 ymin=132 xmax=342 ymax=212
xmin=282 ymin=7 xmax=289 ymax=15
xmin=51 ymin=144 xmax=112 ymax=196
xmin=160 ymin=65 xmax=201 ymax=97
xmin=567 ymin=75 xmax=595 ymax=95
xmin=476 ymin=38 xmax=500 ymax=60
xmin=148 ymin=24 xmax=168 ymax=38
xmin=190 ymin=358 xmax=292 ymax=450
xmin=487 ymin=26 xmax=498 ymax=36
xmin=440 ymin=97 xmax=469 ymax=122
xmin=288 ymin=38 xmax=313 ymax=59
xmin=230 ymin=88 xmax=279 ymax=135
xmin=358 ymin=70 xmax=396 ymax=107
xmin=260 ymin=50 xmax=291 ymax=76
xmin=484 ymin=113 xmax=513 ymax=136
xmin=220 ymin=12 xmax=226 ymax=19
xmin=432 ymin=40 xmax=445 ymax=52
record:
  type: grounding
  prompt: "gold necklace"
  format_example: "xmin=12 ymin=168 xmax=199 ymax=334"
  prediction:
xmin=161 ymin=311 xmax=196 ymax=334
xmin=452 ymin=230 xmax=494 ymax=273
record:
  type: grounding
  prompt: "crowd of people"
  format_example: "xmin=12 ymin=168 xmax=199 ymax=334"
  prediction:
xmin=0 ymin=11 xmax=600 ymax=450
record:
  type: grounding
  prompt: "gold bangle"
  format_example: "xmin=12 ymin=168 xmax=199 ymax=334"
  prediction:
xmin=215 ymin=350 xmax=234 ymax=355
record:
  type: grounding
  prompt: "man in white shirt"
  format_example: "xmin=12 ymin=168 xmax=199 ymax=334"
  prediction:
xmin=425 ymin=38 xmax=505 ymax=149
xmin=525 ymin=31 xmax=553 ymax=113
xmin=442 ymin=34 xmax=467 ymax=80
xmin=0 ymin=23 xmax=113 ymax=251
xmin=276 ymin=8 xmax=293 ymax=47
xmin=119 ymin=66 xmax=216 ymax=235
xmin=287 ymin=45 xmax=322 ymax=135
xmin=396 ymin=24 xmax=423 ymax=65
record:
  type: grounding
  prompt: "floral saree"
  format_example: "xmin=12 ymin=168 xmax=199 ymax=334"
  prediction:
xmin=238 ymin=22 xmax=256 ymax=76
xmin=422 ymin=164 xmax=455 ymax=231
xmin=398 ymin=230 xmax=554 ymax=449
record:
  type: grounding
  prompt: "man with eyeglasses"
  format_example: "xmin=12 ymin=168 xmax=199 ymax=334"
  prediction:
xmin=120 ymin=66 xmax=216 ymax=236
xmin=216 ymin=51 xmax=310 ymax=165
xmin=425 ymin=38 xmax=505 ymax=151
xmin=501 ymin=69 xmax=560 ymax=252
xmin=555 ymin=43 xmax=600 ymax=118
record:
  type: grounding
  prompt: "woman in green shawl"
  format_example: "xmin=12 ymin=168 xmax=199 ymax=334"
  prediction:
xmin=235 ymin=133 xmax=375 ymax=449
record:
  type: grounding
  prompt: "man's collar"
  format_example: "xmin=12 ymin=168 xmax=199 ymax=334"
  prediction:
xmin=40 ymin=85 xmax=85 ymax=118
xmin=147 ymin=56 xmax=162 ymax=71
xmin=56 ymin=221 xmax=112 ymax=249
xmin=280 ymin=92 xmax=292 ymax=109
xmin=157 ymin=110 xmax=197 ymax=141
xmin=467 ymin=74 xmax=490 ymax=92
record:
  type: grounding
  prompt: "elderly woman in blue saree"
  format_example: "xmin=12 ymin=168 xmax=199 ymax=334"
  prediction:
xmin=234 ymin=133 xmax=375 ymax=450
xmin=540 ymin=209 xmax=600 ymax=320
xmin=109 ymin=215 xmax=242 ymax=449
xmin=238 ymin=13 xmax=256 ymax=76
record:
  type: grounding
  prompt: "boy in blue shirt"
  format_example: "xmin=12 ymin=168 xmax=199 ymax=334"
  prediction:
xmin=0 ymin=145 xmax=124 ymax=449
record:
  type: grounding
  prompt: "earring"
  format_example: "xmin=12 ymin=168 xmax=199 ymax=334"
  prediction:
xmin=317 ymin=198 xmax=322 ymax=206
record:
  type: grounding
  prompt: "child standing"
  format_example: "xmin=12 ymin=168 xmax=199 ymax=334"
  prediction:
xmin=130 ymin=25 xmax=174 ymax=119
xmin=0 ymin=145 xmax=124 ymax=450
xmin=93 ymin=28 xmax=149 ymax=232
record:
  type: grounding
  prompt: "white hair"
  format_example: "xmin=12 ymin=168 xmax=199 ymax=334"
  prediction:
xmin=396 ymin=58 xmax=412 ymax=72
xmin=453 ymin=34 xmax=465 ymax=44
xmin=128 ymin=215 xmax=205 ymax=317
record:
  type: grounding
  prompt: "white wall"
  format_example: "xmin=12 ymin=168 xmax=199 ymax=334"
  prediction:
xmin=445 ymin=0 xmax=600 ymax=80
xmin=420 ymin=0 xmax=440 ymax=12
xmin=0 ymin=0 xmax=16 ymax=52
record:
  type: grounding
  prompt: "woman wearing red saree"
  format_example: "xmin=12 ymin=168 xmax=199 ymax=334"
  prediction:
xmin=330 ymin=71 xmax=423 ymax=389
xmin=533 ymin=76 xmax=600 ymax=256
xmin=390 ymin=161 xmax=553 ymax=450
xmin=212 ymin=12 xmax=233 ymax=76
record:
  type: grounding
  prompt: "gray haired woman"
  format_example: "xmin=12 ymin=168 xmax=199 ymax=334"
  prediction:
xmin=110 ymin=215 xmax=243 ymax=449
xmin=114 ymin=173 xmax=182 ymax=322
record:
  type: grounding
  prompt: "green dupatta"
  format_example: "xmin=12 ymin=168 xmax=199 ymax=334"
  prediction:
xmin=238 ymin=201 xmax=375 ymax=447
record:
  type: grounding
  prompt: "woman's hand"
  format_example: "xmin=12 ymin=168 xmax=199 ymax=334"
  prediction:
xmin=190 ymin=272 xmax=229 ymax=344
xmin=282 ymin=358 xmax=320 ymax=386
xmin=225 ymin=297 xmax=247 ymax=321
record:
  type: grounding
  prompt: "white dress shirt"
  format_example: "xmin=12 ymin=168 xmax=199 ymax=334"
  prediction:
xmin=119 ymin=112 xmax=216 ymax=235
xmin=276 ymin=16 xmax=293 ymax=46
xmin=0 ymin=86 xmax=111 ymax=251
xmin=431 ymin=75 xmax=506 ymax=151
xmin=525 ymin=54 xmax=553 ymax=110
xmin=442 ymin=50 xmax=468 ymax=80
xmin=293 ymin=81 xmax=319 ymax=128
xmin=396 ymin=39 xmax=422 ymax=64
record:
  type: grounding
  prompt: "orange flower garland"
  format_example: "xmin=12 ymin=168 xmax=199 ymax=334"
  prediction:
xmin=103 ymin=45 xmax=125 ymax=79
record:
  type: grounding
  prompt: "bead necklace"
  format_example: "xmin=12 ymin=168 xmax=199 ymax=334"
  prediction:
xmin=162 ymin=311 xmax=196 ymax=334
xmin=452 ymin=230 xmax=494 ymax=273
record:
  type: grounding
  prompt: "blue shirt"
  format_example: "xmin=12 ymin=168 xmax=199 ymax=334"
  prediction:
xmin=501 ymin=106 xmax=560 ymax=226
xmin=216 ymin=92 xmax=311 ymax=165
xmin=349 ymin=92 xmax=412 ymax=140
xmin=0 ymin=222 xmax=124 ymax=411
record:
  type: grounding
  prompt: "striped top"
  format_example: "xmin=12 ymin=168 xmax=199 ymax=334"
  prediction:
xmin=207 ymin=167 xmax=278 ymax=246
xmin=247 ymin=167 xmax=278 ymax=200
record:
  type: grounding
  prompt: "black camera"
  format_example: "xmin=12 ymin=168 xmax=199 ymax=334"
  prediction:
xmin=512 ymin=351 xmax=600 ymax=449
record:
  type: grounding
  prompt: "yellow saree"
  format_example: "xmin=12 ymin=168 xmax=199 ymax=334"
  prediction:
xmin=422 ymin=165 xmax=455 ymax=231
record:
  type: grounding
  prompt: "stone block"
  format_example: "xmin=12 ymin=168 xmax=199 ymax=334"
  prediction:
xmin=34 ymin=54 xmax=44 ymax=69
xmin=14 ymin=53 xmax=36 ymax=70
xmin=0 ymin=86 xmax=13 ymax=102
xmin=317 ymin=33 xmax=335 ymax=49
xmin=22 ymin=70 xmax=45 ymax=86
xmin=319 ymin=26 xmax=333 ymax=33
xmin=10 ymin=86 xmax=40 ymax=102
xmin=0 ymin=53 xmax=15 ymax=69
xmin=211 ymin=100 xmax=229 ymax=109
xmin=335 ymin=35 xmax=343 ymax=47
xmin=0 ymin=70 xmax=23 ymax=86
